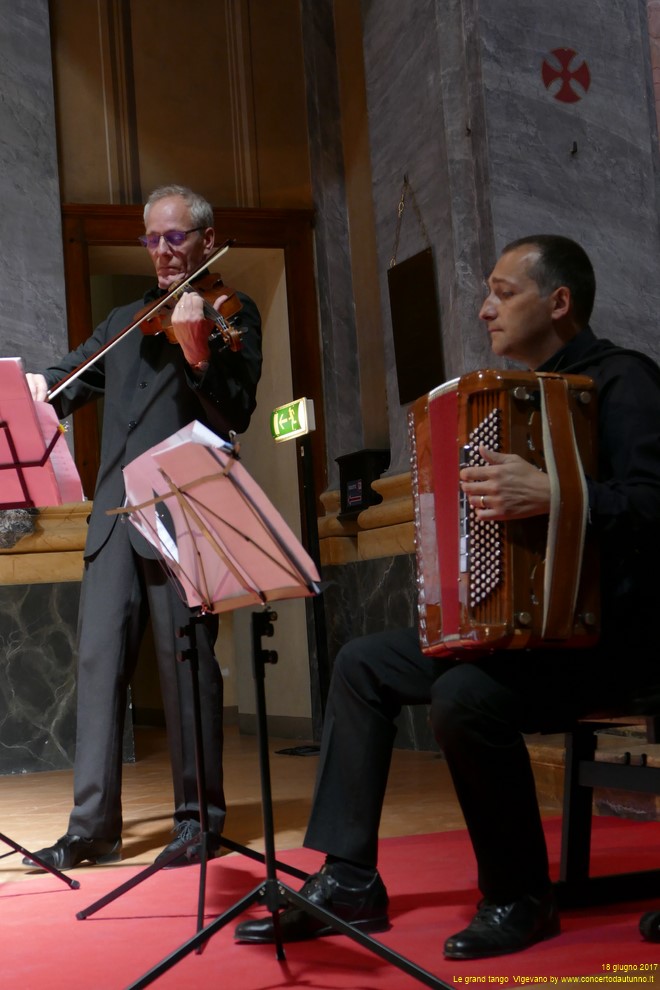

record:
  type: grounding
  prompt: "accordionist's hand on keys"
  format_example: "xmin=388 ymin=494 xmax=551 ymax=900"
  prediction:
xmin=26 ymin=373 xmax=49 ymax=403
xmin=460 ymin=444 xmax=551 ymax=521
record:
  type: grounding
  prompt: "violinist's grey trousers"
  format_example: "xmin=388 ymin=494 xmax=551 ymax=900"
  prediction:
xmin=67 ymin=518 xmax=225 ymax=839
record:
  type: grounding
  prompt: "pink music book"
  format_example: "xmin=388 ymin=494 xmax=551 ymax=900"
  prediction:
xmin=0 ymin=357 xmax=83 ymax=509
xmin=121 ymin=422 xmax=320 ymax=613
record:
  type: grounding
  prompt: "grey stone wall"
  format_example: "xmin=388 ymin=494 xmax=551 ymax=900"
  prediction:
xmin=302 ymin=2 xmax=660 ymax=751
xmin=0 ymin=0 xmax=68 ymax=370
xmin=358 ymin=0 xmax=660 ymax=474
xmin=301 ymin=0 xmax=364 ymax=491
xmin=0 ymin=1 xmax=86 ymax=774
xmin=360 ymin=0 xmax=496 ymax=474
xmin=479 ymin=0 xmax=660 ymax=357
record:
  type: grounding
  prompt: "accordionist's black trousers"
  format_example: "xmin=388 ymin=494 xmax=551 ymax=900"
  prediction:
xmin=303 ymin=626 xmax=655 ymax=903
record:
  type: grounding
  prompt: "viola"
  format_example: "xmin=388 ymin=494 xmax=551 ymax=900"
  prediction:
xmin=47 ymin=242 xmax=240 ymax=402
xmin=135 ymin=271 xmax=243 ymax=353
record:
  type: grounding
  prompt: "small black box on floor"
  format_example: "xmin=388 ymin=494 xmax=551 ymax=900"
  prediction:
xmin=336 ymin=448 xmax=390 ymax=519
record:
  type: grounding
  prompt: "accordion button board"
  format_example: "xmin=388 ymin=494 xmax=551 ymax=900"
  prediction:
xmin=409 ymin=369 xmax=599 ymax=657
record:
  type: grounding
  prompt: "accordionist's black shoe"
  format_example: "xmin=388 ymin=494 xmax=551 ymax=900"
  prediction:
xmin=444 ymin=890 xmax=560 ymax=959
xmin=234 ymin=865 xmax=390 ymax=943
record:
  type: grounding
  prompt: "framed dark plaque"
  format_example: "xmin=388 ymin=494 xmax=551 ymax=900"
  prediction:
xmin=387 ymin=246 xmax=445 ymax=404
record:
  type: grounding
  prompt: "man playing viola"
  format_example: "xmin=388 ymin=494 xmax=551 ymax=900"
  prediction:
xmin=25 ymin=185 xmax=262 ymax=870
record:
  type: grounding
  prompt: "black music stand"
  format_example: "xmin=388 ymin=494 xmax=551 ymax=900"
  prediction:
xmin=1 ymin=359 xmax=83 ymax=890
xmin=82 ymin=426 xmax=451 ymax=990
xmin=75 ymin=428 xmax=312 ymax=928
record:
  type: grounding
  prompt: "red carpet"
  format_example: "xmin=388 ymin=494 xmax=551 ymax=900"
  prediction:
xmin=2 ymin=818 xmax=660 ymax=989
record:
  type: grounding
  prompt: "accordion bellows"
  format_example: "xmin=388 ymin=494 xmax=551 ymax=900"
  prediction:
xmin=409 ymin=370 xmax=600 ymax=657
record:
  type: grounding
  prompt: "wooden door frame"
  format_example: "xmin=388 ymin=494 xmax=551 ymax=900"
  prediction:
xmin=60 ymin=203 xmax=327 ymax=518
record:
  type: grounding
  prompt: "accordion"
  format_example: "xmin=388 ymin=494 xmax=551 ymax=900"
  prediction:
xmin=409 ymin=370 xmax=599 ymax=657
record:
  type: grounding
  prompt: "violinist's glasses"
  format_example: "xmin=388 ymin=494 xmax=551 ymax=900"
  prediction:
xmin=138 ymin=227 xmax=204 ymax=249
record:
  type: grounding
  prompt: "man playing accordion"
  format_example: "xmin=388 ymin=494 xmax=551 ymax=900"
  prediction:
xmin=234 ymin=235 xmax=660 ymax=961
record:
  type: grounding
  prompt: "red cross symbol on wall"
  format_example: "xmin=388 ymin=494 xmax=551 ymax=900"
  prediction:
xmin=541 ymin=48 xmax=591 ymax=103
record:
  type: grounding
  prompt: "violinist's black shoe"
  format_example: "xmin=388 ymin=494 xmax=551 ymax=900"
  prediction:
xmin=22 ymin=834 xmax=122 ymax=871
xmin=154 ymin=819 xmax=222 ymax=869
xmin=234 ymin=865 xmax=390 ymax=943
xmin=443 ymin=890 xmax=560 ymax=960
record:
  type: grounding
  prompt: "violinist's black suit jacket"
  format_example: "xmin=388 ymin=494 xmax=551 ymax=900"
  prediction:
xmin=43 ymin=289 xmax=262 ymax=839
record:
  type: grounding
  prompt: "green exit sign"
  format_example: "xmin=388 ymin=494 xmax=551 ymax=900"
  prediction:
xmin=270 ymin=397 xmax=315 ymax=443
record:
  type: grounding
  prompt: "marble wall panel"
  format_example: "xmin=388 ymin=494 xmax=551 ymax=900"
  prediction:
xmin=322 ymin=553 xmax=437 ymax=751
xmin=0 ymin=581 xmax=134 ymax=775
xmin=0 ymin=582 xmax=79 ymax=773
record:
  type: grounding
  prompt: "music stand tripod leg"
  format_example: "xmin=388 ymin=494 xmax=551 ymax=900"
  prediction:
xmin=178 ymin=613 xmax=212 ymax=940
xmin=250 ymin=606 xmax=287 ymax=960
xmin=121 ymin=608 xmax=453 ymax=990
xmin=0 ymin=830 xmax=79 ymax=889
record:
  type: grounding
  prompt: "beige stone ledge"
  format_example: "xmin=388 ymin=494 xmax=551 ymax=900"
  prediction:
xmin=357 ymin=521 xmax=415 ymax=560
xmin=357 ymin=495 xmax=413 ymax=531
xmin=0 ymin=550 xmax=85 ymax=585
xmin=372 ymin=473 xmax=412 ymax=502
xmin=319 ymin=535 xmax=358 ymax=566
xmin=317 ymin=514 xmax=359 ymax=539
xmin=0 ymin=502 xmax=89 ymax=554
xmin=318 ymin=472 xmax=415 ymax=566
xmin=0 ymin=502 xmax=89 ymax=584
xmin=319 ymin=489 xmax=341 ymax=514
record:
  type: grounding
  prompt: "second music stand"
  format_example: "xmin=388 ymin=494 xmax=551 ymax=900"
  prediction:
xmin=83 ymin=423 xmax=451 ymax=990
xmin=76 ymin=423 xmax=314 ymax=926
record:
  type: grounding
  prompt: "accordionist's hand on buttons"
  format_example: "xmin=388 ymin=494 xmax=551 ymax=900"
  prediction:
xmin=460 ymin=444 xmax=551 ymax=521
xmin=26 ymin=373 xmax=49 ymax=403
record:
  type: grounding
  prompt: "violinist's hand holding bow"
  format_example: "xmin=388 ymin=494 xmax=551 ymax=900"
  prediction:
xmin=171 ymin=291 xmax=229 ymax=373
xmin=460 ymin=444 xmax=551 ymax=521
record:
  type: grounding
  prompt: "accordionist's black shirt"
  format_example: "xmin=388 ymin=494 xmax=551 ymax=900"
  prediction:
xmin=536 ymin=326 xmax=660 ymax=650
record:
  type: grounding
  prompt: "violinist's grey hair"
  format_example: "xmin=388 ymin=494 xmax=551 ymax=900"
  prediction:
xmin=143 ymin=185 xmax=214 ymax=230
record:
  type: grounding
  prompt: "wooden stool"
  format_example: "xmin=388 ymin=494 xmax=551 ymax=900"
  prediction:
xmin=554 ymin=698 xmax=660 ymax=909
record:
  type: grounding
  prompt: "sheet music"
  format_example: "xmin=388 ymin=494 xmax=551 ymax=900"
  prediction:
xmin=0 ymin=357 xmax=83 ymax=508
xmin=121 ymin=421 xmax=320 ymax=613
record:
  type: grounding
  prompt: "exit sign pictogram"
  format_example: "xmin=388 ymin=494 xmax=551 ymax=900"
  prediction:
xmin=270 ymin=398 xmax=316 ymax=443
